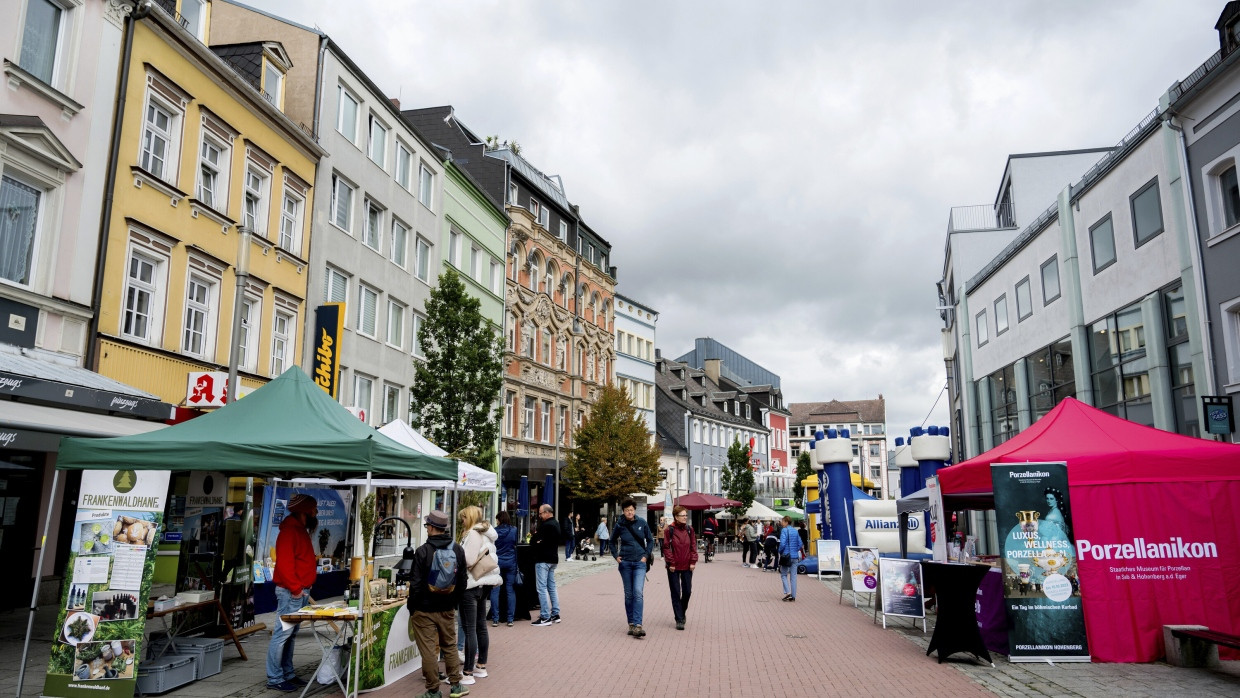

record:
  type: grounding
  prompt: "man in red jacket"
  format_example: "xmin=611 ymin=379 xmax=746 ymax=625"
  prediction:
xmin=266 ymin=494 xmax=318 ymax=691
xmin=661 ymin=505 xmax=698 ymax=630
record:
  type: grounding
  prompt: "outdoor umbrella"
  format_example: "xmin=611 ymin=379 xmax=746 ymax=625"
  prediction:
xmin=648 ymin=492 xmax=741 ymax=511
xmin=518 ymin=475 xmax=530 ymax=517
xmin=544 ymin=473 xmax=555 ymax=509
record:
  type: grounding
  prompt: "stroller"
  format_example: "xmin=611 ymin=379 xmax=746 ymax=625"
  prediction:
xmin=576 ymin=532 xmax=598 ymax=561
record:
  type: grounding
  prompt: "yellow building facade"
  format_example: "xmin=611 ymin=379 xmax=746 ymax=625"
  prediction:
xmin=94 ymin=4 xmax=322 ymax=406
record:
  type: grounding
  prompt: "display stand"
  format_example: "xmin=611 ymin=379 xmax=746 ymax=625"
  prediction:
xmin=877 ymin=557 xmax=927 ymax=632
xmin=817 ymin=539 xmax=842 ymax=581
xmin=280 ymin=607 xmax=358 ymax=698
xmin=147 ymin=599 xmax=251 ymax=660
xmin=840 ymin=546 xmax=879 ymax=608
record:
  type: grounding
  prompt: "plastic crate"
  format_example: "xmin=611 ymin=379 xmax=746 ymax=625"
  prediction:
xmin=148 ymin=637 xmax=224 ymax=679
xmin=136 ymin=655 xmax=196 ymax=694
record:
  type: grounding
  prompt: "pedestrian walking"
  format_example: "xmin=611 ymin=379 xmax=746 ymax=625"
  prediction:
xmin=778 ymin=516 xmax=804 ymax=601
xmin=489 ymin=511 xmax=518 ymax=627
xmin=407 ymin=510 xmax=469 ymax=698
xmin=611 ymin=498 xmax=654 ymax=637
xmin=741 ymin=518 xmax=759 ymax=567
xmin=661 ymin=505 xmax=697 ymax=630
xmin=762 ymin=523 xmax=780 ymax=570
xmin=530 ymin=504 xmax=561 ymax=625
xmin=266 ymin=494 xmax=318 ymax=691
xmin=595 ymin=518 xmax=611 ymax=555
xmin=563 ymin=512 xmax=576 ymax=560
xmin=458 ymin=506 xmax=501 ymax=685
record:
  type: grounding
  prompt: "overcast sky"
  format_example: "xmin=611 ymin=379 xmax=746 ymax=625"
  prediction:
xmin=257 ymin=0 xmax=1224 ymax=439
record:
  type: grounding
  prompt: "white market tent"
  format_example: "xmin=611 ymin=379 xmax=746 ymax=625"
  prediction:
xmin=717 ymin=501 xmax=781 ymax=520
xmin=377 ymin=421 xmax=496 ymax=491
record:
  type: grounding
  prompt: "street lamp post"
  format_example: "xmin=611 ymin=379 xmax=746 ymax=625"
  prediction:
xmin=227 ymin=226 xmax=252 ymax=404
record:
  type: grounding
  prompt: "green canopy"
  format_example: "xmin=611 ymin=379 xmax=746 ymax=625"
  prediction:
xmin=56 ymin=367 xmax=456 ymax=481
xmin=773 ymin=506 xmax=805 ymax=521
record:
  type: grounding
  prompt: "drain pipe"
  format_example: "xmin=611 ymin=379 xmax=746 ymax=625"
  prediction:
xmin=85 ymin=0 xmax=153 ymax=371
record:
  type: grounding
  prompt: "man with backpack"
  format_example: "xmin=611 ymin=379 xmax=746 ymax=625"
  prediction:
xmin=407 ymin=510 xmax=469 ymax=698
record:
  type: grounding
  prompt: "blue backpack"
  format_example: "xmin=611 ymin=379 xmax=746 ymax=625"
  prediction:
xmin=427 ymin=545 xmax=458 ymax=594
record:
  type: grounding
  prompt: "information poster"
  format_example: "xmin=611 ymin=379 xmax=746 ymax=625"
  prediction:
xmin=879 ymin=558 xmax=925 ymax=618
xmin=350 ymin=603 xmax=420 ymax=692
xmin=817 ymin=539 xmax=842 ymax=579
xmin=846 ymin=546 xmax=879 ymax=594
xmin=44 ymin=469 xmax=170 ymax=698
xmin=257 ymin=485 xmax=352 ymax=583
xmin=991 ymin=462 xmax=1089 ymax=662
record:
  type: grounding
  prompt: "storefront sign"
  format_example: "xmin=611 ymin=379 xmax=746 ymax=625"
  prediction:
xmin=878 ymin=557 xmax=925 ymax=619
xmin=187 ymin=471 xmax=227 ymax=508
xmin=991 ymin=462 xmax=1089 ymax=662
xmin=43 ymin=469 xmax=170 ymax=698
xmin=0 ymin=370 xmax=170 ymax=419
xmin=313 ymin=304 xmax=345 ymax=398
xmin=186 ymin=372 xmax=228 ymax=407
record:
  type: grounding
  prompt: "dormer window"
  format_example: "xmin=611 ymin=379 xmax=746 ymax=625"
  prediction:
xmin=263 ymin=59 xmax=283 ymax=108
xmin=180 ymin=0 xmax=207 ymax=42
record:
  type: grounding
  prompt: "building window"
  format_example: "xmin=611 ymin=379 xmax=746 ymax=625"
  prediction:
xmin=522 ymin=322 xmax=534 ymax=359
xmin=367 ymin=114 xmax=388 ymax=168
xmin=353 ymin=374 xmax=374 ymax=421
xmin=1089 ymin=303 xmax=1152 ymax=427
xmin=418 ymin=162 xmax=434 ymax=209
xmin=447 ymin=230 xmax=461 ymax=267
xmin=271 ymin=310 xmax=293 ymax=375
xmin=1130 ymin=177 xmax=1163 ymax=247
xmin=1015 ymin=276 xmax=1032 ymax=321
xmin=412 ymin=311 xmax=425 ymax=358
xmin=363 ymin=199 xmax=382 ymax=251
xmin=337 ymin=85 xmax=360 ymax=143
xmin=504 ymin=391 xmax=515 ymax=436
xmin=507 ymin=182 xmax=517 ymax=205
xmin=975 ymin=309 xmax=988 ymax=347
xmin=324 ymin=266 xmax=348 ymax=304
xmin=1026 ymin=338 xmax=1074 ymax=421
xmin=1089 ymin=214 xmax=1116 ymax=273
xmin=1041 ymin=255 xmax=1060 ymax=305
xmin=541 ymin=401 xmax=551 ymax=443
xmin=182 ymin=274 xmax=216 ymax=358
xmin=196 ymin=136 xmax=227 ymax=211
xmin=262 ymin=59 xmax=282 ymax=107
xmin=541 ymin=329 xmax=551 ymax=365
xmin=994 ymin=294 xmax=1009 ymax=336
xmin=556 ymin=336 xmax=566 ymax=370
xmin=387 ymin=299 xmax=405 ymax=350
xmin=471 ymin=246 xmax=482 ymax=282
xmin=390 ymin=219 xmax=408 ymax=268
xmin=237 ymin=295 xmax=259 ymax=372
xmin=357 ymin=283 xmax=378 ymax=338
xmin=140 ymin=98 xmax=177 ymax=182
xmin=331 ymin=174 xmax=354 ymax=231
xmin=523 ymin=397 xmax=535 ymax=439
xmin=243 ymin=168 xmax=269 ymax=236
xmin=19 ymin=0 xmax=68 ymax=85
xmin=0 ymin=175 xmax=41 ymax=286
xmin=383 ymin=384 xmax=401 ymax=424
xmin=490 ymin=260 xmax=502 ymax=294
xmin=1164 ymin=285 xmax=1197 ymax=437
xmin=529 ymin=198 xmax=541 ymax=223
xmin=280 ymin=190 xmax=303 ymax=252
xmin=396 ymin=142 xmax=412 ymax=190
xmin=121 ymin=249 xmax=164 ymax=342
xmin=988 ymin=365 xmax=1018 ymax=446
xmin=415 ymin=235 xmax=431 ymax=281
xmin=180 ymin=0 xmax=206 ymax=41
xmin=1216 ymin=164 xmax=1240 ymax=231
xmin=559 ymin=406 xmax=568 ymax=445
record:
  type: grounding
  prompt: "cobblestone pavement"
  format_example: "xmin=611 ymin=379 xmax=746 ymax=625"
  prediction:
xmin=8 ymin=551 xmax=1238 ymax=697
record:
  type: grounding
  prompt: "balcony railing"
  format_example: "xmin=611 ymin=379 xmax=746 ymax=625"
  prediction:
xmin=947 ymin=202 xmax=1016 ymax=233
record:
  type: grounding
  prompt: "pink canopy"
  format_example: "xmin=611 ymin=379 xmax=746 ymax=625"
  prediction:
xmin=936 ymin=398 xmax=1240 ymax=662
xmin=647 ymin=492 xmax=741 ymax=511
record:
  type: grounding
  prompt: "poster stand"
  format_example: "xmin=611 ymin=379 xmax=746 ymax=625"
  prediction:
xmin=817 ymin=539 xmax=842 ymax=581
xmin=840 ymin=546 xmax=879 ymax=608
xmin=877 ymin=557 xmax=927 ymax=632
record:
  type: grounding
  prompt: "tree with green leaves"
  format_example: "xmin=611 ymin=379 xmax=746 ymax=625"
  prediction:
xmin=721 ymin=437 xmax=756 ymax=519
xmin=409 ymin=270 xmax=505 ymax=469
xmin=793 ymin=450 xmax=814 ymax=507
xmin=564 ymin=384 xmax=661 ymax=508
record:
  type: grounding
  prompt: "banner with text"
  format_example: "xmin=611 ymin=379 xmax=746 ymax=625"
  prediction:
xmin=991 ymin=462 xmax=1089 ymax=662
xmin=44 ymin=469 xmax=170 ymax=698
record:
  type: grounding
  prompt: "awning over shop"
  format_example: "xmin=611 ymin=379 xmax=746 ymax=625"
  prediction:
xmin=0 ymin=399 xmax=167 ymax=443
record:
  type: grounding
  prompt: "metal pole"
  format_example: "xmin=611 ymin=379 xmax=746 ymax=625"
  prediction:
xmin=18 ymin=468 xmax=60 ymax=698
xmin=227 ymin=227 xmax=252 ymax=403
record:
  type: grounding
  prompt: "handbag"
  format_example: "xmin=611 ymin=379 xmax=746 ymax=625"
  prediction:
xmin=779 ymin=553 xmax=792 ymax=567
xmin=470 ymin=547 xmax=499 ymax=579
xmin=514 ymin=567 xmax=525 ymax=586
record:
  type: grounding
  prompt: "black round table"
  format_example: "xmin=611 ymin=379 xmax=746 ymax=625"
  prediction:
xmin=921 ymin=561 xmax=994 ymax=665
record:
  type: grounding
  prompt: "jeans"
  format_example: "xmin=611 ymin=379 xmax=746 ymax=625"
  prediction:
xmin=667 ymin=569 xmax=692 ymax=622
xmin=598 ymin=539 xmax=609 ymax=555
xmin=411 ymin=610 xmax=461 ymax=692
xmin=745 ymin=540 xmax=758 ymax=564
xmin=534 ymin=562 xmax=559 ymax=619
xmin=618 ymin=560 xmax=646 ymax=625
xmin=490 ymin=564 xmax=517 ymax=622
xmin=566 ymin=535 xmax=576 ymax=559
xmin=266 ymin=586 xmax=307 ymax=685
xmin=458 ymin=587 xmax=489 ymax=672
xmin=780 ymin=560 xmax=798 ymax=598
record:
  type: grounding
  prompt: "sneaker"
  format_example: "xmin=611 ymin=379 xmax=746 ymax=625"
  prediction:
xmin=286 ymin=677 xmax=308 ymax=688
xmin=459 ymin=675 xmax=476 ymax=685
xmin=627 ymin=624 xmax=635 ymax=636
xmin=491 ymin=619 xmax=498 ymax=627
xmin=506 ymin=621 xmax=513 ymax=627
xmin=457 ymin=650 xmax=465 ymax=662
xmin=439 ymin=671 xmax=448 ymax=684
xmin=633 ymin=624 xmax=645 ymax=638
xmin=532 ymin=617 xmax=553 ymax=626
xmin=449 ymin=684 xmax=470 ymax=698
xmin=676 ymin=620 xmax=685 ymax=630
xmin=269 ymin=682 xmax=298 ymax=692
xmin=472 ymin=667 xmax=488 ymax=678
xmin=742 ymin=563 xmax=749 ymax=568
xmin=416 ymin=691 xmax=441 ymax=698
xmin=550 ymin=614 xmax=561 ymax=623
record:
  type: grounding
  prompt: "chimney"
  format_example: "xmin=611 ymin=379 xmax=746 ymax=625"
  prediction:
xmin=390 ymin=97 xmax=401 ymax=110
xmin=704 ymin=358 xmax=722 ymax=384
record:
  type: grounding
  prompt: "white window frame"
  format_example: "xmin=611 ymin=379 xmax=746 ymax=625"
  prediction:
xmin=0 ymin=173 xmax=46 ymax=287
xmin=507 ymin=182 xmax=517 ymax=205
xmin=324 ymin=266 xmax=348 ymax=305
xmin=1201 ymin=150 xmax=1240 ymax=240
xmin=196 ymin=134 xmax=229 ymax=211
xmin=447 ymin=230 xmax=461 ymax=267
xmin=383 ymin=383 xmax=401 ymax=424
xmin=529 ymin=197 xmax=542 ymax=225
xmin=362 ymin=198 xmax=382 ymax=251
xmin=262 ymin=59 xmax=283 ymax=107
xmin=18 ymin=0 xmax=76 ymax=89
xmin=179 ymin=0 xmax=206 ymax=42
xmin=504 ymin=391 xmax=516 ymax=436
xmin=357 ymin=283 xmax=379 ymax=338
xmin=418 ymin=162 xmax=434 ymax=209
xmin=279 ymin=187 xmax=303 ymax=252
xmin=994 ymin=294 xmax=1009 ymax=336
xmin=411 ymin=311 xmax=426 ymax=358
xmin=243 ymin=166 xmax=270 ymax=237
xmin=976 ymin=308 xmax=989 ymax=347
xmin=415 ymin=235 xmax=431 ymax=282
xmin=353 ymin=373 xmax=374 ymax=423
xmin=181 ymin=272 xmax=219 ymax=359
xmin=271 ymin=309 xmax=294 ymax=376
xmin=395 ymin=141 xmax=412 ymax=190
xmin=237 ymin=293 xmax=261 ymax=372
xmin=390 ymin=218 xmax=409 ymax=268
xmin=541 ymin=400 xmax=551 ymax=443
xmin=121 ymin=245 xmax=167 ymax=344
xmin=386 ymin=299 xmax=405 ymax=350
xmin=140 ymin=93 xmax=181 ymax=184
xmin=559 ymin=220 xmax=568 ymax=241
xmin=331 ymin=173 xmax=354 ymax=232
xmin=337 ymin=84 xmax=360 ymax=144
xmin=367 ymin=113 xmax=388 ymax=169
xmin=470 ymin=246 xmax=482 ymax=282
xmin=490 ymin=260 xmax=502 ymax=295
xmin=522 ymin=396 xmax=535 ymax=439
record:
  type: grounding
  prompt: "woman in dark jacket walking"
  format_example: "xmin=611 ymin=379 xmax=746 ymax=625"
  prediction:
xmin=660 ymin=505 xmax=698 ymax=630
xmin=489 ymin=511 xmax=519 ymax=626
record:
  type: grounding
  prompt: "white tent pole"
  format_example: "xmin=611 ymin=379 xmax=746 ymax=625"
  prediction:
xmin=17 ymin=468 xmax=60 ymax=698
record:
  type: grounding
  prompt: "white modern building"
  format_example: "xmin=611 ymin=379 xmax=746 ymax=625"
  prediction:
xmin=614 ymin=293 xmax=657 ymax=436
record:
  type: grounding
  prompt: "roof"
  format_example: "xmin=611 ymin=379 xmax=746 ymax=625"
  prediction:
xmin=655 ymin=357 xmax=753 ymax=428
xmin=788 ymin=398 xmax=885 ymax=426
xmin=0 ymin=350 xmax=160 ymax=400
xmin=210 ymin=42 xmax=266 ymax=90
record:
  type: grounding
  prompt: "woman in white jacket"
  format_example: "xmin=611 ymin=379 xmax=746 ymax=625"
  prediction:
xmin=457 ymin=505 xmax=501 ymax=683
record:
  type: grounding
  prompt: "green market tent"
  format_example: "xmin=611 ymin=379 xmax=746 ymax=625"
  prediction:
xmin=55 ymin=367 xmax=456 ymax=481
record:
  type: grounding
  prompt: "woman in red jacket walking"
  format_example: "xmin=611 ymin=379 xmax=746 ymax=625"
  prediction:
xmin=660 ymin=505 xmax=698 ymax=630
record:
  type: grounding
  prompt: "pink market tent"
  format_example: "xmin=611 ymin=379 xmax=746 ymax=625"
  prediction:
xmin=647 ymin=492 xmax=741 ymax=511
xmin=937 ymin=398 xmax=1240 ymax=662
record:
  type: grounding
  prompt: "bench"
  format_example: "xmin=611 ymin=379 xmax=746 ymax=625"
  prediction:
xmin=1164 ymin=625 xmax=1240 ymax=668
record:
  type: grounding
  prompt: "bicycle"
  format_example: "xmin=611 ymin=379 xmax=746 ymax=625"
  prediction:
xmin=703 ymin=535 xmax=716 ymax=563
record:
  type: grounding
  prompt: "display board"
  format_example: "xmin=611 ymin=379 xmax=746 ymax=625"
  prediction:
xmin=43 ymin=470 xmax=170 ymax=698
xmin=257 ymin=485 xmax=353 ymax=582
xmin=991 ymin=462 xmax=1089 ymax=662
xmin=817 ymin=539 xmax=842 ymax=579
xmin=878 ymin=557 xmax=925 ymax=625
xmin=841 ymin=546 xmax=879 ymax=607
xmin=350 ymin=602 xmax=420 ymax=692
